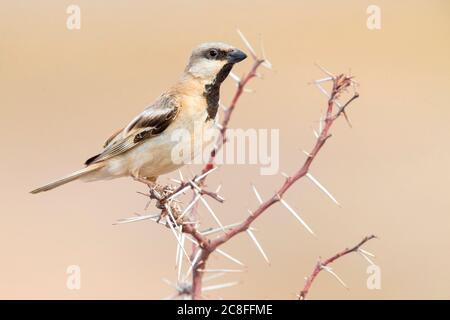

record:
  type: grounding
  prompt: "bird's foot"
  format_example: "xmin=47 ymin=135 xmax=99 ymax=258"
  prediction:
xmin=132 ymin=175 xmax=157 ymax=188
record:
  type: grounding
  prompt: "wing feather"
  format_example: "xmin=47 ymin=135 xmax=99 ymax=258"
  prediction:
xmin=103 ymin=128 xmax=123 ymax=148
xmin=84 ymin=94 xmax=179 ymax=165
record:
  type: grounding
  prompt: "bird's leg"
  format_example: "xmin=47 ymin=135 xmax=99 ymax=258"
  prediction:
xmin=133 ymin=174 xmax=164 ymax=202
xmin=132 ymin=173 xmax=164 ymax=213
xmin=143 ymin=184 xmax=168 ymax=222
xmin=132 ymin=174 xmax=157 ymax=189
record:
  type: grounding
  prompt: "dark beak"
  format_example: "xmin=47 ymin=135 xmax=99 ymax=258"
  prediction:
xmin=227 ymin=49 xmax=247 ymax=63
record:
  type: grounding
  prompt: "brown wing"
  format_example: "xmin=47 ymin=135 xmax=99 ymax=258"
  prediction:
xmin=84 ymin=94 xmax=179 ymax=166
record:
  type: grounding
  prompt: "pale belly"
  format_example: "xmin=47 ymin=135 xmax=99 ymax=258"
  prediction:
xmin=86 ymin=106 xmax=215 ymax=181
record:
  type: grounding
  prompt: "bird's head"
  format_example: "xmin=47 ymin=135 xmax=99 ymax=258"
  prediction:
xmin=185 ymin=42 xmax=247 ymax=82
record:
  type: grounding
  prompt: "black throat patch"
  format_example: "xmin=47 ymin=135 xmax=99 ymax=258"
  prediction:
xmin=203 ymin=63 xmax=233 ymax=121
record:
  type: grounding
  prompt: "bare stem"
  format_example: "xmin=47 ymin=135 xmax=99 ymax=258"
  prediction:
xmin=187 ymin=59 xmax=264 ymax=299
xmin=299 ymin=235 xmax=377 ymax=300
xmin=184 ymin=69 xmax=359 ymax=299
xmin=209 ymin=75 xmax=358 ymax=250
xmin=138 ymin=46 xmax=363 ymax=299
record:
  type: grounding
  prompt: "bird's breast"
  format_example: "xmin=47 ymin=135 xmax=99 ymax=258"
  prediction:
xmin=120 ymin=98 xmax=213 ymax=178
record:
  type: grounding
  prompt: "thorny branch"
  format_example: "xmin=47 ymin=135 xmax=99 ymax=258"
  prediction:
xmin=299 ymin=235 xmax=377 ymax=300
xmin=186 ymin=69 xmax=359 ymax=299
xmin=117 ymin=30 xmax=370 ymax=300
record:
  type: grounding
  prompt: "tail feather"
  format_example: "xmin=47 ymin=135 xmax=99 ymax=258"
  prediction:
xmin=30 ymin=164 xmax=104 ymax=194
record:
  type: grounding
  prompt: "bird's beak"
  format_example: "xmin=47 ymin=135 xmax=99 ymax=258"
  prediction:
xmin=227 ymin=49 xmax=247 ymax=63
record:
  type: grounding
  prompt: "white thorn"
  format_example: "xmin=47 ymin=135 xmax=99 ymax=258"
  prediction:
xmin=184 ymin=235 xmax=198 ymax=245
xmin=179 ymin=193 xmax=201 ymax=219
xmin=177 ymin=232 xmax=185 ymax=281
xmin=281 ymin=172 xmax=290 ymax=178
xmin=149 ymin=216 xmax=166 ymax=225
xmin=279 ymin=198 xmax=316 ymax=236
xmin=202 ymin=281 xmax=240 ymax=292
xmin=315 ymin=83 xmax=331 ymax=99
xmin=259 ymin=36 xmax=272 ymax=70
xmin=189 ymin=180 xmax=203 ymax=193
xmin=322 ymin=266 xmax=348 ymax=289
xmin=167 ymin=167 xmax=219 ymax=201
xmin=215 ymin=184 xmax=222 ymax=193
xmin=165 ymin=215 xmax=191 ymax=264
xmin=200 ymin=222 xmax=255 ymax=236
xmin=178 ymin=170 xmax=184 ymax=182
xmin=247 ymin=229 xmax=270 ymax=264
xmin=185 ymin=249 xmax=202 ymax=280
xmin=216 ymin=248 xmax=246 ymax=267
xmin=319 ymin=115 xmax=324 ymax=133
xmin=203 ymin=272 xmax=226 ymax=283
xmin=114 ymin=213 xmax=160 ymax=225
xmin=170 ymin=178 xmax=182 ymax=184
xmin=313 ymin=128 xmax=319 ymax=138
xmin=302 ymin=150 xmax=312 ymax=157
xmin=229 ymin=71 xmax=241 ymax=83
xmin=243 ymin=87 xmax=254 ymax=93
xmin=215 ymin=194 xmax=225 ymax=202
xmin=199 ymin=194 xmax=225 ymax=232
xmin=359 ymin=248 xmax=375 ymax=257
xmin=315 ymin=63 xmax=335 ymax=78
xmin=198 ymin=269 xmax=245 ymax=273
xmin=306 ymin=173 xmax=341 ymax=207
xmin=237 ymin=29 xmax=257 ymax=59
xmin=175 ymin=227 xmax=181 ymax=266
xmin=261 ymin=61 xmax=272 ymax=70
xmin=251 ymin=184 xmax=263 ymax=204
xmin=167 ymin=184 xmax=191 ymax=201
xmin=194 ymin=166 xmax=219 ymax=182
xmin=358 ymin=250 xmax=376 ymax=266
xmin=314 ymin=77 xmax=333 ymax=84
xmin=166 ymin=204 xmax=179 ymax=226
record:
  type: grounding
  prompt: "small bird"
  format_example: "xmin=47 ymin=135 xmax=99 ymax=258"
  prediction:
xmin=31 ymin=42 xmax=247 ymax=194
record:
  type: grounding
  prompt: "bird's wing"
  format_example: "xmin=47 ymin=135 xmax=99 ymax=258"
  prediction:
xmin=84 ymin=94 xmax=180 ymax=165
xmin=103 ymin=128 xmax=123 ymax=148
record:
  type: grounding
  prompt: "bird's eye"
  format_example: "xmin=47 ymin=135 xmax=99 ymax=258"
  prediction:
xmin=208 ymin=49 xmax=218 ymax=59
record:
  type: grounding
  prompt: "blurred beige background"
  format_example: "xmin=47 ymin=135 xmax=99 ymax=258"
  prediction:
xmin=1 ymin=0 xmax=449 ymax=299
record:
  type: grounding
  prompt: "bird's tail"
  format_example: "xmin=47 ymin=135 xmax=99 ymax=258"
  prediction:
xmin=30 ymin=163 xmax=104 ymax=194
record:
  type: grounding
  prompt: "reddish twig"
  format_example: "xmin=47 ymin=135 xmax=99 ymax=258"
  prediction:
xmin=210 ymin=75 xmax=358 ymax=249
xmin=186 ymin=59 xmax=264 ymax=299
xmin=184 ymin=60 xmax=264 ymax=266
xmin=127 ymin=33 xmax=364 ymax=300
xmin=183 ymin=69 xmax=360 ymax=299
xmin=299 ymin=235 xmax=377 ymax=300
